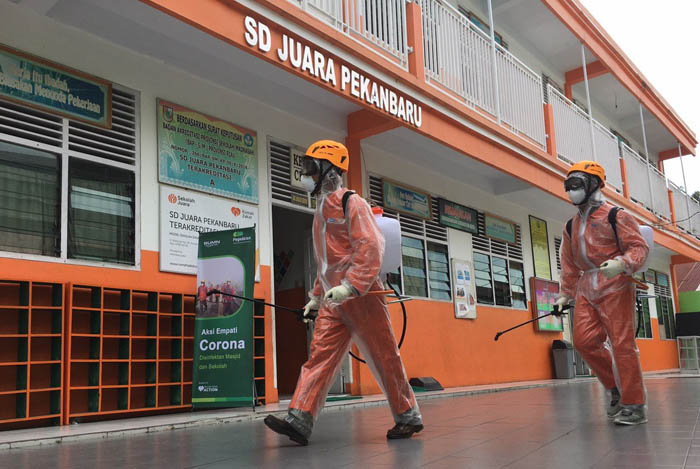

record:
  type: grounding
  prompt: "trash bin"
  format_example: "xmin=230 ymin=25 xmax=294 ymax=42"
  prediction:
xmin=552 ymin=340 xmax=575 ymax=379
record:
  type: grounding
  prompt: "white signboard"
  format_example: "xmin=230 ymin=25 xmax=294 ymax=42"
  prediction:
xmin=452 ymin=258 xmax=477 ymax=319
xmin=290 ymin=148 xmax=305 ymax=189
xmin=160 ymin=185 xmax=259 ymax=279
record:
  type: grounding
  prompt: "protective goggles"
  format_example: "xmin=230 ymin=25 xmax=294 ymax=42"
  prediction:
xmin=301 ymin=156 xmax=320 ymax=176
xmin=564 ymin=176 xmax=586 ymax=192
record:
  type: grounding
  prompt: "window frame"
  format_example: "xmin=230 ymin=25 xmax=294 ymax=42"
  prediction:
xmin=0 ymin=86 xmax=140 ymax=269
xmin=472 ymin=212 xmax=528 ymax=310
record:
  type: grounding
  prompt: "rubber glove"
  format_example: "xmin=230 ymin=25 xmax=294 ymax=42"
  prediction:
xmin=323 ymin=284 xmax=353 ymax=303
xmin=302 ymin=297 xmax=320 ymax=323
xmin=553 ymin=295 xmax=570 ymax=316
xmin=599 ymin=258 xmax=625 ymax=279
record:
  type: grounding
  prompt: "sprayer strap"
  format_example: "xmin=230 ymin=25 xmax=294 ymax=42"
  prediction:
xmin=565 ymin=207 xmax=622 ymax=250
xmin=342 ymin=190 xmax=356 ymax=217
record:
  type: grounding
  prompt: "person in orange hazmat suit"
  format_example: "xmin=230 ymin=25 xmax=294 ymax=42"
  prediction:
xmin=556 ymin=160 xmax=650 ymax=426
xmin=263 ymin=140 xmax=422 ymax=445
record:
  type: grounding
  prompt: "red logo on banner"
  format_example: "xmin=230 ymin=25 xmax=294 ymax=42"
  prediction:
xmin=168 ymin=194 xmax=177 ymax=204
xmin=231 ymin=207 xmax=241 ymax=216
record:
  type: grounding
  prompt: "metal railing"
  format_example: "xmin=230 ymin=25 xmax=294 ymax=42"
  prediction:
xmin=670 ymin=182 xmax=690 ymax=232
xmin=549 ymin=85 xmax=593 ymax=163
xmin=592 ymin=120 xmax=623 ymax=192
xmin=496 ymin=44 xmax=546 ymax=149
xmin=289 ymin=0 xmax=409 ymax=68
xmin=549 ymin=86 xmax=621 ymax=192
xmin=649 ymin=165 xmax=671 ymax=220
xmin=421 ymin=0 xmax=496 ymax=114
xmin=690 ymin=197 xmax=700 ymax=236
xmin=621 ymin=144 xmax=652 ymax=210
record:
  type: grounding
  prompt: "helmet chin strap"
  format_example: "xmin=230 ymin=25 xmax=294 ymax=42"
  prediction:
xmin=310 ymin=162 xmax=336 ymax=196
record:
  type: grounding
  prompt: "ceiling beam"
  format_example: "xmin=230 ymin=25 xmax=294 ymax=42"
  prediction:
xmin=659 ymin=146 xmax=694 ymax=161
xmin=564 ymin=60 xmax=608 ymax=99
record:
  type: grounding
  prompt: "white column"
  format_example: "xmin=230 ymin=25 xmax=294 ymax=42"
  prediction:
xmin=640 ymin=103 xmax=655 ymax=213
xmin=487 ymin=0 xmax=501 ymax=125
xmin=581 ymin=45 xmax=597 ymax=162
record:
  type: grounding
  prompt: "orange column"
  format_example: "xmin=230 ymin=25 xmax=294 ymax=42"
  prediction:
xmin=619 ymin=158 xmax=630 ymax=200
xmin=668 ymin=189 xmax=676 ymax=226
xmin=543 ymin=103 xmax=557 ymax=159
xmin=405 ymin=1 xmax=425 ymax=80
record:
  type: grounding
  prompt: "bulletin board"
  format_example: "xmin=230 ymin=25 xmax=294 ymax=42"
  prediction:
xmin=530 ymin=277 xmax=564 ymax=332
xmin=451 ymin=258 xmax=477 ymax=319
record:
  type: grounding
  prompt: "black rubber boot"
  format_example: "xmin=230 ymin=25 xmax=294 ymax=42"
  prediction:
xmin=264 ymin=415 xmax=309 ymax=446
xmin=386 ymin=423 xmax=424 ymax=439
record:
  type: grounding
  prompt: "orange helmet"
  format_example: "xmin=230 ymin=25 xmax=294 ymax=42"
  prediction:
xmin=567 ymin=160 xmax=605 ymax=187
xmin=305 ymin=140 xmax=349 ymax=172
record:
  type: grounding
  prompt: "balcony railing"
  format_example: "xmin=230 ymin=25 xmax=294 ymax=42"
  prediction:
xmin=288 ymin=0 xmax=409 ymax=68
xmin=549 ymin=85 xmax=622 ymax=193
xmin=421 ymin=0 xmax=496 ymax=114
xmin=496 ymin=44 xmax=546 ymax=149
xmin=420 ymin=0 xmax=545 ymax=149
xmin=285 ymin=0 xmax=699 ymax=239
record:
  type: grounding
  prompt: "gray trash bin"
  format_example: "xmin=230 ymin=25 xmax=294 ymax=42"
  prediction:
xmin=552 ymin=340 xmax=575 ymax=379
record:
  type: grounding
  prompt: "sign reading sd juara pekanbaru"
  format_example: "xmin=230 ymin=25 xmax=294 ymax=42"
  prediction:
xmin=193 ymin=227 xmax=255 ymax=408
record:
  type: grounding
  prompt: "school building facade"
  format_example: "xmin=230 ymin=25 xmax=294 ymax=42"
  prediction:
xmin=0 ymin=0 xmax=698 ymax=427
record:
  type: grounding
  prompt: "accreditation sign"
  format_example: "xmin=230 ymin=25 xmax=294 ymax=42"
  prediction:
xmin=193 ymin=228 xmax=255 ymax=408
xmin=157 ymin=99 xmax=258 ymax=203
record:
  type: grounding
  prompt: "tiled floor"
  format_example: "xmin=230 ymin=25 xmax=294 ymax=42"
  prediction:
xmin=1 ymin=376 xmax=699 ymax=468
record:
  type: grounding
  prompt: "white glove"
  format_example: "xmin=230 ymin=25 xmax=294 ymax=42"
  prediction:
xmin=553 ymin=295 xmax=570 ymax=316
xmin=302 ymin=297 xmax=320 ymax=323
xmin=599 ymin=258 xmax=625 ymax=279
xmin=323 ymin=284 xmax=353 ymax=303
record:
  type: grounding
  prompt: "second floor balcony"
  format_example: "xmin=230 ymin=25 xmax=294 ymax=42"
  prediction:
xmin=287 ymin=0 xmax=698 ymax=237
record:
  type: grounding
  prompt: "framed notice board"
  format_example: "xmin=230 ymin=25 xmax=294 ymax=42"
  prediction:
xmin=530 ymin=277 xmax=564 ymax=332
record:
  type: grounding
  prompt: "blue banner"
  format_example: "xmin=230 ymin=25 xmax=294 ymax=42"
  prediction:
xmin=383 ymin=180 xmax=431 ymax=220
xmin=0 ymin=44 xmax=111 ymax=127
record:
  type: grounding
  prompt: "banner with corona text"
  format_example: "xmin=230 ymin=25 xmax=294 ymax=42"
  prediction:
xmin=193 ymin=227 xmax=255 ymax=408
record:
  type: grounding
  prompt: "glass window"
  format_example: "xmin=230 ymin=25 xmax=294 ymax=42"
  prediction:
xmin=68 ymin=158 xmax=135 ymax=265
xmin=635 ymin=293 xmax=653 ymax=339
xmin=509 ymin=261 xmax=526 ymax=309
xmin=474 ymin=252 xmax=494 ymax=305
xmin=0 ymin=142 xmax=60 ymax=256
xmin=401 ymin=236 xmax=427 ymax=298
xmin=657 ymin=296 xmax=676 ymax=340
xmin=427 ymin=242 xmax=450 ymax=300
xmin=492 ymin=257 xmax=511 ymax=307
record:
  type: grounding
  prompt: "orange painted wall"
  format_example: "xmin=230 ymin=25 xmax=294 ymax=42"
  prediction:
xmin=355 ymin=300 xmax=562 ymax=395
xmin=638 ymin=319 xmax=679 ymax=371
xmin=0 ymin=251 xmax=278 ymax=403
xmin=355 ymin=302 xmax=679 ymax=395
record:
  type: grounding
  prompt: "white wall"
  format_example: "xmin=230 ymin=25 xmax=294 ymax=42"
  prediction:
xmin=0 ymin=2 xmax=347 ymax=272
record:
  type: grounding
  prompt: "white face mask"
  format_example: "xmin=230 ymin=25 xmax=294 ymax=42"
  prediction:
xmin=300 ymin=175 xmax=317 ymax=192
xmin=567 ymin=189 xmax=586 ymax=205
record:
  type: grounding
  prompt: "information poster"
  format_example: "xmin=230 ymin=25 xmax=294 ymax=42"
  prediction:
xmin=530 ymin=277 xmax=563 ymax=332
xmin=193 ymin=227 xmax=255 ymax=408
xmin=383 ymin=179 xmax=432 ymax=220
xmin=529 ymin=216 xmax=552 ymax=280
xmin=157 ymin=98 xmax=258 ymax=203
xmin=484 ymin=213 xmax=517 ymax=245
xmin=0 ymin=44 xmax=111 ymax=127
xmin=160 ymin=186 xmax=259 ymax=280
xmin=451 ymin=258 xmax=477 ymax=319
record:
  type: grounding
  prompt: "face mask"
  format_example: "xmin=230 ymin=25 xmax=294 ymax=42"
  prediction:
xmin=567 ymin=188 xmax=586 ymax=205
xmin=300 ymin=175 xmax=317 ymax=192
